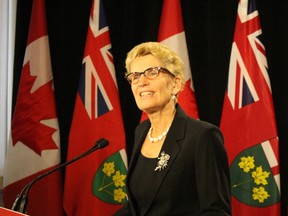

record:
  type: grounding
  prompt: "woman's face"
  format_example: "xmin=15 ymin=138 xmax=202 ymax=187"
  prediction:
xmin=129 ymin=55 xmax=180 ymax=114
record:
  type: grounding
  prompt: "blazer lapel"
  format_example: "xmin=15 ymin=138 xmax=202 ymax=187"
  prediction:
xmin=128 ymin=121 xmax=150 ymax=173
xmin=126 ymin=121 xmax=150 ymax=215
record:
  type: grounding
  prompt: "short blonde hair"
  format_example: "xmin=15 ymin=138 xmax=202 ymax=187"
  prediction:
xmin=125 ymin=42 xmax=185 ymax=88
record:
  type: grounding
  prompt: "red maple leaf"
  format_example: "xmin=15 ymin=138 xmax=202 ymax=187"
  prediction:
xmin=11 ymin=63 xmax=59 ymax=155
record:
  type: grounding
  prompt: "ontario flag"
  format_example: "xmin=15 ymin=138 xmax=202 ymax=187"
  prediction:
xmin=63 ymin=0 xmax=128 ymax=215
xmin=140 ymin=0 xmax=199 ymax=122
xmin=220 ymin=0 xmax=281 ymax=215
xmin=2 ymin=0 xmax=64 ymax=215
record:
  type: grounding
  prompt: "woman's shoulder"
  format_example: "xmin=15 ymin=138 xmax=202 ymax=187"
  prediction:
xmin=188 ymin=117 xmax=220 ymax=131
xmin=176 ymin=105 xmax=220 ymax=131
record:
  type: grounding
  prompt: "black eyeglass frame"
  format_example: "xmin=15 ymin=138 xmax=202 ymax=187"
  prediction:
xmin=125 ymin=66 xmax=175 ymax=84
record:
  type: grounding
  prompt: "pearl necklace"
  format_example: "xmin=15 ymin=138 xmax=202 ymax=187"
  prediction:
xmin=148 ymin=127 xmax=170 ymax=143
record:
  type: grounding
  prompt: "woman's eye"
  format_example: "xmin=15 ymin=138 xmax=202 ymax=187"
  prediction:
xmin=133 ymin=73 xmax=141 ymax=79
xmin=149 ymin=70 xmax=157 ymax=76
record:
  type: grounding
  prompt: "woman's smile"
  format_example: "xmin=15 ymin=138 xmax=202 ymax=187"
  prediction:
xmin=139 ymin=91 xmax=155 ymax=97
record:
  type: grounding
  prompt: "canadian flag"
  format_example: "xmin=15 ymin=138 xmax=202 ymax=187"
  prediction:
xmin=140 ymin=0 xmax=199 ymax=121
xmin=2 ymin=0 xmax=64 ymax=215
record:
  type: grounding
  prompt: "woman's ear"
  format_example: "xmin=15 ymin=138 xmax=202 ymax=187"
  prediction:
xmin=172 ymin=76 xmax=182 ymax=95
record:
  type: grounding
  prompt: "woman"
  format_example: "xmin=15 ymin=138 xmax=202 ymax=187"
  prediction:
xmin=114 ymin=42 xmax=231 ymax=215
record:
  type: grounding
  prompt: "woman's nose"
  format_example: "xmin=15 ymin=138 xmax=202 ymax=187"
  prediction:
xmin=138 ymin=73 xmax=149 ymax=84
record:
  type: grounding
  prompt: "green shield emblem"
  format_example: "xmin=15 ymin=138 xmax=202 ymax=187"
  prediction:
xmin=230 ymin=143 xmax=280 ymax=207
xmin=92 ymin=150 xmax=128 ymax=204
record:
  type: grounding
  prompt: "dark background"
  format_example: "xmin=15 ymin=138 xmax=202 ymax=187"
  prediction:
xmin=13 ymin=0 xmax=288 ymax=215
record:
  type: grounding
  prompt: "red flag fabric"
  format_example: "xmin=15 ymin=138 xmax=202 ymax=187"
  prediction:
xmin=140 ymin=0 xmax=199 ymax=122
xmin=63 ymin=0 xmax=128 ymax=215
xmin=220 ymin=0 xmax=281 ymax=215
xmin=2 ymin=0 xmax=64 ymax=215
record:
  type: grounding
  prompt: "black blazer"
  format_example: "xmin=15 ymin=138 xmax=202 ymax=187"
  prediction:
xmin=114 ymin=106 xmax=231 ymax=216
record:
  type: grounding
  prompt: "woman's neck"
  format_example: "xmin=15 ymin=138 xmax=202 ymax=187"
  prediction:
xmin=148 ymin=105 xmax=176 ymax=135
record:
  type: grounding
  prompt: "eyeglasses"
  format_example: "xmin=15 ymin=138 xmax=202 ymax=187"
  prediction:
xmin=125 ymin=67 xmax=175 ymax=84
